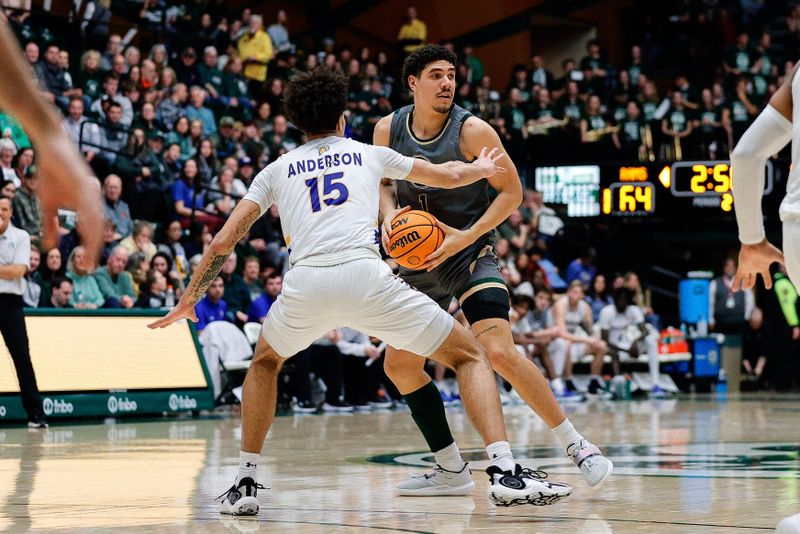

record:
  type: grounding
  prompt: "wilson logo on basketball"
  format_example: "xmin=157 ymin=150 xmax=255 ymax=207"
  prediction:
xmin=388 ymin=230 xmax=420 ymax=253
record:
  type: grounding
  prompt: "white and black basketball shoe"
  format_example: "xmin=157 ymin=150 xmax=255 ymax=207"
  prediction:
xmin=487 ymin=465 xmax=572 ymax=507
xmin=218 ymin=477 xmax=266 ymax=516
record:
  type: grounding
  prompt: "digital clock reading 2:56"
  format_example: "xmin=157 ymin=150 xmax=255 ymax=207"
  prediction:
xmin=670 ymin=161 xmax=774 ymax=197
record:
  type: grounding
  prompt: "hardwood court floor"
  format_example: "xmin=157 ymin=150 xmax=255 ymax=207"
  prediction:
xmin=0 ymin=394 xmax=798 ymax=533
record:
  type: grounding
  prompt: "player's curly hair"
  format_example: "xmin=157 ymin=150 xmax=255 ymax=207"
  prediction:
xmin=283 ymin=68 xmax=348 ymax=134
xmin=401 ymin=44 xmax=458 ymax=89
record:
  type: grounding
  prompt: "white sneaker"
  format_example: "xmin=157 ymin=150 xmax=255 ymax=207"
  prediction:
xmin=396 ymin=463 xmax=475 ymax=496
xmin=218 ymin=477 xmax=265 ymax=516
xmin=487 ymin=464 xmax=572 ymax=507
xmin=550 ymin=378 xmax=566 ymax=396
xmin=567 ymin=440 xmax=614 ymax=488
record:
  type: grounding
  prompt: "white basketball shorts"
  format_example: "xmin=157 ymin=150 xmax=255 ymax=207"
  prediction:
xmin=262 ymin=257 xmax=454 ymax=358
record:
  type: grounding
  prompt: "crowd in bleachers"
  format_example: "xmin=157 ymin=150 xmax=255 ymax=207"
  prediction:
xmin=1 ymin=0 xmax=798 ymax=407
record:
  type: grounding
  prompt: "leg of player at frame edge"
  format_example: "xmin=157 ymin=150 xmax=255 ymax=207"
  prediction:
xmin=385 ymin=298 xmax=613 ymax=494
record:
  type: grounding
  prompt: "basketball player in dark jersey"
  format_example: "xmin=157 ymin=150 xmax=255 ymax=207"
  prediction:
xmin=375 ymin=45 xmax=612 ymax=495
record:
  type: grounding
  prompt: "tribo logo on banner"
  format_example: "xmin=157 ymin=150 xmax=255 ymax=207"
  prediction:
xmin=168 ymin=394 xmax=197 ymax=411
xmin=107 ymin=396 xmax=138 ymax=414
xmin=42 ymin=398 xmax=73 ymax=416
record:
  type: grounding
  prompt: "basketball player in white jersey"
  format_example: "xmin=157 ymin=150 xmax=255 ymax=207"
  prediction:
xmin=729 ymin=62 xmax=800 ymax=534
xmin=0 ymin=19 xmax=103 ymax=262
xmin=149 ymin=68 xmax=573 ymax=515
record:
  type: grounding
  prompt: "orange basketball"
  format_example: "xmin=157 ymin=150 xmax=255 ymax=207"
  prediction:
xmin=387 ymin=210 xmax=444 ymax=269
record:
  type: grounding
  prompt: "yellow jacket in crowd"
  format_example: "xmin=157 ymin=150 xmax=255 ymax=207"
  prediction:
xmin=397 ymin=19 xmax=426 ymax=53
xmin=238 ymin=29 xmax=274 ymax=82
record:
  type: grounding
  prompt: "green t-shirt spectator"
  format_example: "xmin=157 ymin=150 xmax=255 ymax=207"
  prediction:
xmin=94 ymin=268 xmax=136 ymax=302
xmin=0 ymin=112 xmax=31 ymax=149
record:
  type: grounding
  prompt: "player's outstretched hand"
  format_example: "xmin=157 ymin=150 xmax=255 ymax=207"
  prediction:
xmin=419 ymin=220 xmax=472 ymax=272
xmin=381 ymin=205 xmax=411 ymax=250
xmin=472 ymin=147 xmax=507 ymax=177
xmin=733 ymin=239 xmax=785 ymax=291
xmin=147 ymin=302 xmax=198 ymax=329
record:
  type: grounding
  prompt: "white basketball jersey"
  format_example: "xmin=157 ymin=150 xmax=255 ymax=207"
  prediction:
xmin=780 ymin=71 xmax=800 ymax=220
xmin=244 ymin=136 xmax=413 ymax=267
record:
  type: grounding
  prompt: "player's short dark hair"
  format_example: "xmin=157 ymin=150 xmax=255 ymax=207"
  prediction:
xmin=402 ymin=44 xmax=458 ymax=89
xmin=283 ymin=68 xmax=347 ymax=134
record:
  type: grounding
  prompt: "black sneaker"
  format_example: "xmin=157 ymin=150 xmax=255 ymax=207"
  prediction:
xmin=564 ymin=379 xmax=579 ymax=392
xmin=292 ymin=400 xmax=318 ymax=414
xmin=368 ymin=396 xmax=394 ymax=409
xmin=587 ymin=378 xmax=612 ymax=399
xmin=486 ymin=464 xmax=572 ymax=507
xmin=217 ymin=477 xmax=266 ymax=515
xmin=27 ymin=415 xmax=48 ymax=429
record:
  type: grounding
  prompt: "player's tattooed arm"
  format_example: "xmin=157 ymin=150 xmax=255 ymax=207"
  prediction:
xmin=148 ymin=201 xmax=261 ymax=329
xmin=183 ymin=203 xmax=261 ymax=305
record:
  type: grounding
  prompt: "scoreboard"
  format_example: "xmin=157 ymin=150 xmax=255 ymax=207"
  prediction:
xmin=534 ymin=161 xmax=777 ymax=219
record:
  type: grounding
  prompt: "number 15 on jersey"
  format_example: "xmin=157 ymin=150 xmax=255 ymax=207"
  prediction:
xmin=305 ymin=172 xmax=349 ymax=212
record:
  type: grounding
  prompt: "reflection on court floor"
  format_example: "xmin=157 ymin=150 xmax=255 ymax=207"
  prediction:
xmin=0 ymin=395 xmax=795 ymax=533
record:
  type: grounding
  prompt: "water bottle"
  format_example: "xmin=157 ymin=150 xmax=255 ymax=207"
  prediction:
xmin=165 ymin=287 xmax=175 ymax=307
xmin=715 ymin=368 xmax=728 ymax=396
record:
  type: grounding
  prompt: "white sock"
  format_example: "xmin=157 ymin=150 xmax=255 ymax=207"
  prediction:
xmin=486 ymin=441 xmax=515 ymax=472
xmin=434 ymin=441 xmax=466 ymax=472
xmin=237 ymin=451 xmax=260 ymax=484
xmin=551 ymin=418 xmax=585 ymax=453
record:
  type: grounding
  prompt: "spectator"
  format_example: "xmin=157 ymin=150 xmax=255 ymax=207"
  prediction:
xmin=66 ymin=246 xmax=105 ymax=309
xmin=82 ymin=0 xmax=112 ymax=52
xmin=267 ymin=10 xmax=293 ymax=53
xmin=623 ymin=271 xmax=659 ymax=328
xmin=580 ymin=39 xmax=609 ymax=97
xmin=100 ymin=33 xmax=122 ymax=72
xmin=723 ymin=31 xmax=754 ymax=78
xmin=62 ymin=97 xmax=101 ymax=164
xmin=95 ymin=101 xmax=128 ymax=170
xmin=238 ymin=14 xmax=274 ymax=94
xmin=79 ymin=50 xmax=104 ymax=102
xmin=241 ymin=255 xmax=262 ymax=301
xmin=764 ymin=267 xmax=798 ymax=390
xmin=36 ymin=44 xmax=80 ymax=110
xmin=498 ymin=209 xmax=531 ymax=252
xmin=566 ymin=249 xmax=596 ymax=286
xmin=0 ymin=139 xmax=19 ymax=185
xmin=337 ymin=328 xmax=382 ymax=410
xmin=529 ymin=246 xmax=566 ymax=291
xmin=174 ymin=47 xmax=201 ymax=87
xmin=134 ymin=269 xmax=167 ymax=308
xmin=161 ymin=142 xmax=183 ymax=185
xmin=47 ymin=277 xmax=74 ymax=309
xmin=221 ymin=56 xmax=253 ymax=120
xmin=586 ymin=273 xmax=613 ymax=321
xmin=0 ymin=112 xmax=31 ymax=152
xmin=207 ymin=166 xmax=246 ymax=216
xmin=510 ymin=289 xmax=559 ymax=382
xmin=171 ymin=159 xmax=207 ymax=222
xmin=151 ymin=251 xmax=184 ymax=296
xmin=33 ymin=247 xmax=63 ymax=307
xmin=710 ymin=257 xmax=755 ymax=334
xmin=132 ymin=101 xmax=160 ymax=138
xmin=695 ymin=88 xmax=726 ymax=159
xmin=157 ymin=220 xmax=189 ymax=276
xmin=198 ymin=46 xmax=224 ymax=103
xmin=211 ymin=116 xmax=239 ymax=159
xmin=661 ymin=91 xmax=693 ymax=160
xmin=742 ymin=307 xmax=767 ymax=384
xmin=212 ymin=252 xmax=249 ymax=324
xmin=115 ymin=130 xmax=167 ymax=221
xmin=397 ymin=6 xmax=426 ymax=54
xmin=725 ymin=77 xmax=758 ymax=144
xmin=247 ymin=272 xmax=282 ymax=323
xmin=249 ymin=203 xmax=287 ymax=270
xmin=102 ymin=174 xmax=132 ymax=239
xmin=194 ymin=276 xmax=228 ymax=331
xmin=1 ymin=180 xmax=16 ymax=201
xmin=184 ymin=86 xmax=217 ymax=135
xmin=119 ymin=220 xmax=157 ymax=262
xmin=196 ymin=139 xmax=218 ymax=186
xmin=22 ymin=245 xmax=41 ymax=308
xmin=158 ymin=83 xmax=189 ymax=131
xmin=91 ymin=75 xmax=133 ymax=126
xmin=110 ymin=53 xmax=127 ymax=80
xmin=165 ymin=116 xmax=196 ymax=161
xmin=12 ymin=165 xmax=43 ymax=238
xmin=93 ymin=245 xmax=135 ymax=308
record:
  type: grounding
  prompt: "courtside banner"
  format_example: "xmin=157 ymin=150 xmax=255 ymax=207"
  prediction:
xmin=0 ymin=310 xmax=214 ymax=422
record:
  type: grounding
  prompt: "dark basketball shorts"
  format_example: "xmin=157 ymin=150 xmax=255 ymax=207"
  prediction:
xmin=398 ymin=242 xmax=509 ymax=324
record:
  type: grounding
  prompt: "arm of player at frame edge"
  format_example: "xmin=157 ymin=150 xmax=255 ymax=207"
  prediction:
xmin=730 ymin=62 xmax=798 ymax=292
xmin=147 ymin=200 xmax=262 ymax=329
xmin=0 ymin=20 xmax=104 ymax=265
